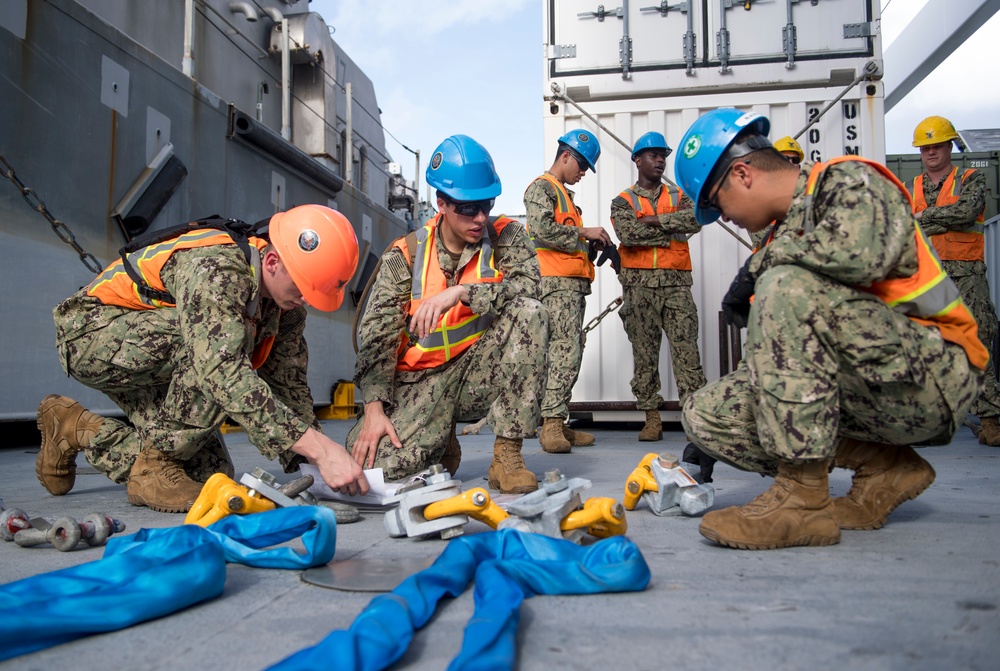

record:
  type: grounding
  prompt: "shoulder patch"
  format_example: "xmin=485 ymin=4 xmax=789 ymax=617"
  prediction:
xmin=278 ymin=306 xmax=307 ymax=336
xmin=384 ymin=251 xmax=411 ymax=285
xmin=497 ymin=221 xmax=522 ymax=247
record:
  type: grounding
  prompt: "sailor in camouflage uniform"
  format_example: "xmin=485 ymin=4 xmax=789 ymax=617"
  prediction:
xmin=348 ymin=135 xmax=546 ymax=494
xmin=524 ymin=129 xmax=613 ymax=453
xmin=36 ymin=206 xmax=368 ymax=512
xmin=674 ymin=109 xmax=985 ymax=550
xmin=611 ymin=131 xmax=706 ymax=442
xmin=906 ymin=115 xmax=1000 ymax=445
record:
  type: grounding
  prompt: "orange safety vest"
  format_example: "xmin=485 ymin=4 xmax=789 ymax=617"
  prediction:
xmin=801 ymin=157 xmax=987 ymax=370
xmin=87 ymin=227 xmax=275 ymax=369
xmin=907 ymin=167 xmax=986 ymax=262
xmin=616 ymin=184 xmax=692 ymax=271
xmin=394 ymin=214 xmax=508 ymax=371
xmin=525 ymin=173 xmax=594 ymax=281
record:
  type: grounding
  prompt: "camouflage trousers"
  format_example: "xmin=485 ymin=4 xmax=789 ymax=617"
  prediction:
xmin=347 ymin=296 xmax=548 ymax=480
xmin=55 ymin=309 xmax=234 ymax=484
xmin=619 ymin=284 xmax=707 ymax=409
xmin=950 ymin=269 xmax=1000 ymax=418
xmin=682 ymin=265 xmax=982 ymax=476
xmin=538 ymin=287 xmax=587 ymax=419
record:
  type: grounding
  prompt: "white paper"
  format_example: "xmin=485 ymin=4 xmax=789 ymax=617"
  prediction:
xmin=300 ymin=464 xmax=402 ymax=509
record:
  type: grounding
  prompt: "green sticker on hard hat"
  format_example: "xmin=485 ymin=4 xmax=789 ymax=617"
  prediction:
xmin=298 ymin=229 xmax=320 ymax=252
xmin=579 ymin=132 xmax=590 ymax=143
xmin=431 ymin=152 xmax=443 ymax=170
xmin=683 ymin=135 xmax=701 ymax=159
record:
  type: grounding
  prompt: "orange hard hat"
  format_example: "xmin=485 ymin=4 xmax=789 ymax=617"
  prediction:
xmin=268 ymin=204 xmax=359 ymax=311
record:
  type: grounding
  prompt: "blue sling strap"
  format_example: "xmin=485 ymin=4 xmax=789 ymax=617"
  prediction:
xmin=270 ymin=530 xmax=650 ymax=671
xmin=0 ymin=506 xmax=336 ymax=662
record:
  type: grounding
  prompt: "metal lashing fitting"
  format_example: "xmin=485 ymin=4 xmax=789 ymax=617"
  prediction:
xmin=13 ymin=514 xmax=126 ymax=551
xmin=658 ymin=453 xmax=679 ymax=469
xmin=624 ymin=452 xmax=715 ymax=516
xmin=499 ymin=474 xmax=593 ymax=543
xmin=0 ymin=507 xmax=31 ymax=541
xmin=383 ymin=466 xmax=467 ymax=539
xmin=423 ymin=487 xmax=509 ymax=531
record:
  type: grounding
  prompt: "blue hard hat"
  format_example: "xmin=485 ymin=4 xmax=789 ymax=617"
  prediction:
xmin=674 ymin=108 xmax=771 ymax=225
xmin=425 ymin=135 xmax=502 ymax=201
xmin=558 ymin=129 xmax=601 ymax=172
xmin=631 ymin=131 xmax=671 ymax=160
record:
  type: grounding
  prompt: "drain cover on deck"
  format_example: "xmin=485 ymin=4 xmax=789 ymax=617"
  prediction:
xmin=301 ymin=556 xmax=437 ymax=592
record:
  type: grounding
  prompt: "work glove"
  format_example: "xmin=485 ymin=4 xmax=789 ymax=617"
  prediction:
xmin=682 ymin=442 xmax=717 ymax=484
xmin=596 ymin=243 xmax=622 ymax=274
xmin=587 ymin=239 xmax=600 ymax=263
xmin=721 ymin=256 xmax=756 ymax=329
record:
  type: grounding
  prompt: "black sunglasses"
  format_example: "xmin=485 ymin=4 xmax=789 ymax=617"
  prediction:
xmin=700 ymin=162 xmax=735 ymax=213
xmin=446 ymin=197 xmax=494 ymax=217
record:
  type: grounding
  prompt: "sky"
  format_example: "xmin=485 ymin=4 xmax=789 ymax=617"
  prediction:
xmin=309 ymin=0 xmax=999 ymax=216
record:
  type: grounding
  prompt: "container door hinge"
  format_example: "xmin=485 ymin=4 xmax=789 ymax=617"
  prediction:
xmin=578 ymin=2 xmax=633 ymax=80
xmin=548 ymin=44 xmax=578 ymax=59
xmin=843 ymin=22 xmax=874 ymax=39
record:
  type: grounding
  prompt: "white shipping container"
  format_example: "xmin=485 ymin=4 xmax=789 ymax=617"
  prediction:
xmin=542 ymin=0 xmax=885 ymax=420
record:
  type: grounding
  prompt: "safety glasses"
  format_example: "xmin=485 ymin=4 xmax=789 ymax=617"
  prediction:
xmin=446 ymin=198 xmax=495 ymax=217
xmin=700 ymin=162 xmax=735 ymax=214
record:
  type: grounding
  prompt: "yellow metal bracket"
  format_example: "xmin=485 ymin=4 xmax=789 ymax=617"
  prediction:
xmin=185 ymin=473 xmax=276 ymax=527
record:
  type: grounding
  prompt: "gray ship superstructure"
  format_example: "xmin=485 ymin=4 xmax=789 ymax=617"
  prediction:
xmin=0 ymin=0 xmax=412 ymax=419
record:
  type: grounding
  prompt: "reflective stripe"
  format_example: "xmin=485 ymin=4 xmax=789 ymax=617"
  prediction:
xmin=410 ymin=224 xmax=499 ymax=300
xmin=408 ymin=312 xmax=496 ymax=359
xmin=88 ymin=230 xmax=265 ymax=310
xmin=410 ymin=227 xmax=431 ymax=300
xmin=533 ymin=239 xmax=590 ymax=255
xmin=797 ymin=156 xmax=987 ymax=369
xmin=618 ymin=185 xmax=691 ymax=271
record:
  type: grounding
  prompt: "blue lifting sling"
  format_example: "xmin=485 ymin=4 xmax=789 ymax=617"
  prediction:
xmin=270 ymin=529 xmax=651 ymax=671
xmin=0 ymin=506 xmax=337 ymax=662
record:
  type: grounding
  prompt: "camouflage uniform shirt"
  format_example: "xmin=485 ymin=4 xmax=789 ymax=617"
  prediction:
xmin=354 ymin=219 xmax=542 ymax=408
xmin=54 ymin=244 xmax=316 ymax=462
xmin=610 ymin=185 xmax=701 ymax=287
xmin=524 ymin=176 xmax=592 ymax=296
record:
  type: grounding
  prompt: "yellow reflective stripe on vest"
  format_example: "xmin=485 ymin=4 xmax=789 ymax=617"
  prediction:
xmin=530 ymin=174 xmax=587 ymax=255
xmin=408 ymin=312 xmax=496 ymax=360
xmin=410 ymin=224 xmax=499 ymax=300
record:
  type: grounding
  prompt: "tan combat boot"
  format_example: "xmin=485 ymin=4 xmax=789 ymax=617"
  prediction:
xmin=440 ymin=422 xmax=462 ymax=477
xmin=978 ymin=416 xmax=1000 ymax=446
xmin=563 ymin=423 xmax=595 ymax=447
xmin=487 ymin=436 xmax=538 ymax=494
xmin=699 ymin=460 xmax=839 ymax=550
xmin=35 ymin=395 xmax=105 ymax=496
xmin=638 ymin=409 xmax=663 ymax=442
xmin=832 ymin=439 xmax=936 ymax=530
xmin=126 ymin=447 xmax=204 ymax=513
xmin=539 ymin=417 xmax=571 ymax=453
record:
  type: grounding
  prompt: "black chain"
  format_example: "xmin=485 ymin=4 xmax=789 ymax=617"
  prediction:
xmin=1 ymin=153 xmax=103 ymax=273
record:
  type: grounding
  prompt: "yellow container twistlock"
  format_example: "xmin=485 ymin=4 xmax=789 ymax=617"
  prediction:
xmin=623 ymin=452 xmax=661 ymax=510
xmin=422 ymin=487 xmax=510 ymax=529
xmin=562 ymin=497 xmax=628 ymax=538
xmin=185 ymin=473 xmax=276 ymax=527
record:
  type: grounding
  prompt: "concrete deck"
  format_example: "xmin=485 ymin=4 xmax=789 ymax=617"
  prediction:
xmin=1 ymin=420 xmax=998 ymax=670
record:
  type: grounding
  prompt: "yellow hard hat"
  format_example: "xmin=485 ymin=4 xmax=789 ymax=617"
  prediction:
xmin=773 ymin=136 xmax=804 ymax=162
xmin=912 ymin=116 xmax=959 ymax=148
